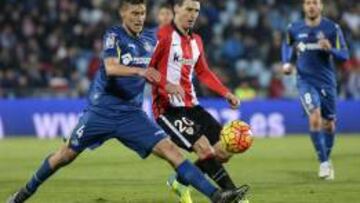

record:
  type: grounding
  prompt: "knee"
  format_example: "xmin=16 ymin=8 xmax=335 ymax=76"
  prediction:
xmin=193 ymin=137 xmax=215 ymax=160
xmin=153 ymin=139 xmax=184 ymax=167
xmin=323 ymin=120 xmax=335 ymax=133
xmin=309 ymin=110 xmax=322 ymax=130
xmin=50 ymin=146 xmax=78 ymax=169
xmin=214 ymin=144 xmax=233 ymax=163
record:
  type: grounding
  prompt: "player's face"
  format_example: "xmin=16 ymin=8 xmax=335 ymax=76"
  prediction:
xmin=120 ymin=4 xmax=146 ymax=34
xmin=303 ymin=0 xmax=323 ymax=20
xmin=157 ymin=8 xmax=174 ymax=27
xmin=175 ymin=0 xmax=200 ymax=30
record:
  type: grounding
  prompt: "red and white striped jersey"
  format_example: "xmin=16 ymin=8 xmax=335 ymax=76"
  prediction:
xmin=149 ymin=24 xmax=230 ymax=118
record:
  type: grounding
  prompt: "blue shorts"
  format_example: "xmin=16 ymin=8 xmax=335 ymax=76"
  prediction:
xmin=68 ymin=109 xmax=167 ymax=158
xmin=297 ymin=82 xmax=337 ymax=121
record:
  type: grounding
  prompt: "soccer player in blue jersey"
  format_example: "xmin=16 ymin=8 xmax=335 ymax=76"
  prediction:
xmin=7 ymin=1 xmax=247 ymax=202
xmin=282 ymin=0 xmax=349 ymax=180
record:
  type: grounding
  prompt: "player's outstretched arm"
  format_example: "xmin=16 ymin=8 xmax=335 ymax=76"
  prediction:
xmin=225 ymin=92 xmax=240 ymax=109
xmin=104 ymin=58 xmax=161 ymax=83
xmin=194 ymin=54 xmax=240 ymax=109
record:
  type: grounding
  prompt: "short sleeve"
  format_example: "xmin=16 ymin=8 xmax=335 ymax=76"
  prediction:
xmin=102 ymin=30 xmax=120 ymax=59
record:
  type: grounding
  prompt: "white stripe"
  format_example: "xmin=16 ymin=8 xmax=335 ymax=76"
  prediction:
xmin=300 ymin=97 xmax=311 ymax=116
xmin=190 ymin=39 xmax=201 ymax=105
xmin=167 ymin=31 xmax=185 ymax=106
xmin=33 ymin=174 xmax=43 ymax=183
xmin=0 ymin=117 xmax=4 ymax=139
xmin=159 ymin=115 xmax=192 ymax=148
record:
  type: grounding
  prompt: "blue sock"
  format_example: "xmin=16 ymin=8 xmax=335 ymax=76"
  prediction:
xmin=176 ymin=174 xmax=190 ymax=186
xmin=176 ymin=160 xmax=218 ymax=199
xmin=323 ymin=131 xmax=335 ymax=158
xmin=26 ymin=156 xmax=55 ymax=193
xmin=310 ymin=131 xmax=328 ymax=163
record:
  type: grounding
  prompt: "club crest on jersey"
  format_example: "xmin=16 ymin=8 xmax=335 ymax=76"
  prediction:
xmin=144 ymin=42 xmax=153 ymax=52
xmin=317 ymin=31 xmax=325 ymax=40
xmin=105 ymin=33 xmax=116 ymax=49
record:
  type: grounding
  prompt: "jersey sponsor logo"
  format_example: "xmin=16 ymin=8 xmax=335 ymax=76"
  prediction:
xmin=173 ymin=52 xmax=196 ymax=66
xmin=121 ymin=53 xmax=151 ymax=66
xmin=297 ymin=42 xmax=321 ymax=52
xmin=121 ymin=53 xmax=133 ymax=65
xmin=105 ymin=33 xmax=116 ymax=49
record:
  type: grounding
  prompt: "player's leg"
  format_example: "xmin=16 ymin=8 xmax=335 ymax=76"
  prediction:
xmin=322 ymin=119 xmax=336 ymax=158
xmin=299 ymin=84 xmax=330 ymax=178
xmin=115 ymin=110 xmax=248 ymax=202
xmin=7 ymin=144 xmax=80 ymax=203
xmin=320 ymin=88 xmax=337 ymax=159
xmin=157 ymin=107 xmax=245 ymax=200
xmin=191 ymin=106 xmax=238 ymax=190
xmin=320 ymin=88 xmax=337 ymax=180
xmin=152 ymin=138 xmax=249 ymax=202
xmin=299 ymin=85 xmax=328 ymax=163
xmin=192 ymin=136 xmax=236 ymax=190
xmin=8 ymin=111 xmax=115 ymax=203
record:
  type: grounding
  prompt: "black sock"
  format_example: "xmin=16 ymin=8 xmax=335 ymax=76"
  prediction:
xmin=195 ymin=157 xmax=236 ymax=190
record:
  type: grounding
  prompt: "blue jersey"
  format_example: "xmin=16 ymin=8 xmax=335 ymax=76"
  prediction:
xmin=282 ymin=18 xmax=349 ymax=88
xmin=87 ymin=25 xmax=157 ymax=115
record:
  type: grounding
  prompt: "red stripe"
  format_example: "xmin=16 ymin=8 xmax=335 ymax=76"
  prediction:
xmin=180 ymin=37 xmax=194 ymax=107
xmin=151 ymin=32 xmax=173 ymax=118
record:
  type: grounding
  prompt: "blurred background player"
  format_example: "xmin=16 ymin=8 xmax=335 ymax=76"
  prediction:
xmin=149 ymin=0 xmax=249 ymax=202
xmin=7 ymin=0 xmax=247 ymax=202
xmin=282 ymin=0 xmax=349 ymax=180
xmin=157 ymin=2 xmax=174 ymax=27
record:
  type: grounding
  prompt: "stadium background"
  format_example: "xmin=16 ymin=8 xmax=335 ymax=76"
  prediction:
xmin=0 ymin=1 xmax=360 ymax=203
xmin=0 ymin=0 xmax=359 ymax=137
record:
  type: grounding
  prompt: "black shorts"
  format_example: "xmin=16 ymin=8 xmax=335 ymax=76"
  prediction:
xmin=156 ymin=105 xmax=222 ymax=151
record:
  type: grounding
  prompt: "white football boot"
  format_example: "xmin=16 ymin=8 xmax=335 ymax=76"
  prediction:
xmin=318 ymin=161 xmax=333 ymax=180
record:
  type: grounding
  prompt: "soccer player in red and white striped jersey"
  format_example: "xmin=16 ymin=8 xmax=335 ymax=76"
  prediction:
xmin=149 ymin=0 xmax=249 ymax=202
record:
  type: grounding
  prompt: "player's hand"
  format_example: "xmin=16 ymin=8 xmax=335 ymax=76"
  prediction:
xmin=318 ymin=39 xmax=332 ymax=51
xmin=225 ymin=92 xmax=240 ymax=109
xmin=165 ymin=83 xmax=185 ymax=101
xmin=282 ymin=63 xmax=295 ymax=75
xmin=139 ymin=67 xmax=161 ymax=83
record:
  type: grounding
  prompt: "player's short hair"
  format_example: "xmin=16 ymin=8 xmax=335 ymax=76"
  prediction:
xmin=173 ymin=0 xmax=201 ymax=6
xmin=302 ymin=0 xmax=323 ymax=3
xmin=159 ymin=2 xmax=173 ymax=10
xmin=120 ymin=0 xmax=147 ymax=9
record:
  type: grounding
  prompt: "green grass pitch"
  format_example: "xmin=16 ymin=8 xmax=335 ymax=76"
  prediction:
xmin=1 ymin=135 xmax=359 ymax=203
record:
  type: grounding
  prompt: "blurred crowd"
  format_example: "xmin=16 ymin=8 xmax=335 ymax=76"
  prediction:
xmin=0 ymin=0 xmax=359 ymax=99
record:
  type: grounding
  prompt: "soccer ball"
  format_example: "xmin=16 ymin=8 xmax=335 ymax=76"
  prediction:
xmin=220 ymin=120 xmax=253 ymax=154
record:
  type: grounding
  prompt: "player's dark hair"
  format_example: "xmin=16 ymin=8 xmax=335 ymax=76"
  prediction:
xmin=302 ymin=0 xmax=323 ymax=3
xmin=159 ymin=2 xmax=173 ymax=10
xmin=173 ymin=0 xmax=201 ymax=6
xmin=120 ymin=0 xmax=147 ymax=9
